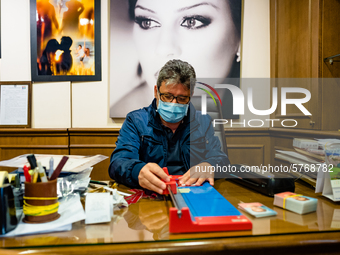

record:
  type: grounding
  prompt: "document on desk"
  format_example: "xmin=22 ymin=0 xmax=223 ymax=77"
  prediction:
xmin=316 ymin=164 xmax=340 ymax=202
xmin=85 ymin=193 xmax=111 ymax=224
xmin=3 ymin=194 xmax=85 ymax=237
xmin=315 ymin=165 xmax=326 ymax=193
xmin=0 ymin=154 xmax=108 ymax=173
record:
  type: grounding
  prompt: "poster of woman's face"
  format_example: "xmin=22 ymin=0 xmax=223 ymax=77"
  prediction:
xmin=31 ymin=0 xmax=101 ymax=81
xmin=110 ymin=0 xmax=242 ymax=118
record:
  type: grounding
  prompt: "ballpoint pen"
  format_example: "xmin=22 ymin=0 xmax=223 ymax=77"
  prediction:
xmin=48 ymin=157 xmax=54 ymax=179
xmin=50 ymin=156 xmax=69 ymax=180
xmin=90 ymin=180 xmax=108 ymax=186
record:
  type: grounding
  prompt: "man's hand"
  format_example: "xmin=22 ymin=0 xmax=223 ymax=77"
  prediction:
xmin=178 ymin=162 xmax=214 ymax=186
xmin=138 ymin=163 xmax=170 ymax=194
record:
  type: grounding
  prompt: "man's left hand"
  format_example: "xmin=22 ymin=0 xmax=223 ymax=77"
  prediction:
xmin=178 ymin=162 xmax=214 ymax=186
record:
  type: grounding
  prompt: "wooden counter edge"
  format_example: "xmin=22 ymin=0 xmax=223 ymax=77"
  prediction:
xmin=2 ymin=231 xmax=340 ymax=255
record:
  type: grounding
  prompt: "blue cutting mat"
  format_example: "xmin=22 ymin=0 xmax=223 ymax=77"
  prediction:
xmin=178 ymin=182 xmax=241 ymax=217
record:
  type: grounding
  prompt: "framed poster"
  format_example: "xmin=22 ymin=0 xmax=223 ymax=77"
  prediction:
xmin=30 ymin=0 xmax=101 ymax=82
xmin=0 ymin=82 xmax=32 ymax=128
xmin=109 ymin=0 xmax=242 ymax=119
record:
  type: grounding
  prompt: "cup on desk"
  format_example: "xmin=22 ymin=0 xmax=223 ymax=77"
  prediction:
xmin=23 ymin=179 xmax=60 ymax=223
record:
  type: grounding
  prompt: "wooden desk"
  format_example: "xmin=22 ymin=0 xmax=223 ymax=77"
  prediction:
xmin=1 ymin=180 xmax=340 ymax=255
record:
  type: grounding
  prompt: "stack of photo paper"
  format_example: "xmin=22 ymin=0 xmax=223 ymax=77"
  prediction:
xmin=238 ymin=202 xmax=277 ymax=218
xmin=273 ymin=207 xmax=317 ymax=227
xmin=274 ymin=192 xmax=317 ymax=214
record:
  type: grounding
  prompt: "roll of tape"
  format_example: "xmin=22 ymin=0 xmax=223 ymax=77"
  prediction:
xmin=0 ymin=171 xmax=9 ymax=188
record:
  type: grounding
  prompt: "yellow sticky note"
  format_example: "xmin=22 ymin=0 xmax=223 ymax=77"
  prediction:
xmin=178 ymin=188 xmax=191 ymax=193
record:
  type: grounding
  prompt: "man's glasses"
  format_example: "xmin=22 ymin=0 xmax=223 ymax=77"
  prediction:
xmin=159 ymin=93 xmax=190 ymax=104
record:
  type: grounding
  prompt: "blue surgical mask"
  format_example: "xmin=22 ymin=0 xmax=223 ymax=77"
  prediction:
xmin=157 ymin=100 xmax=189 ymax=123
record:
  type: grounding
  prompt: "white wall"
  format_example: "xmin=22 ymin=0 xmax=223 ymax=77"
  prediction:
xmin=1 ymin=0 xmax=31 ymax=82
xmin=0 ymin=0 xmax=270 ymax=128
xmin=242 ymin=0 xmax=270 ymax=78
xmin=240 ymin=0 xmax=271 ymax=127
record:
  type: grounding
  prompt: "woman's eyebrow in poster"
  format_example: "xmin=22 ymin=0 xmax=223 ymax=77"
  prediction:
xmin=134 ymin=5 xmax=155 ymax=14
xmin=177 ymin=2 xmax=220 ymax=12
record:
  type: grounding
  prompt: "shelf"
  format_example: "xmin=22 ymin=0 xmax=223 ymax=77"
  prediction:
xmin=324 ymin=53 xmax=340 ymax=64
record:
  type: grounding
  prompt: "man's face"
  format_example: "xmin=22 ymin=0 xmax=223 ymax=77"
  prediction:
xmin=154 ymin=81 xmax=191 ymax=106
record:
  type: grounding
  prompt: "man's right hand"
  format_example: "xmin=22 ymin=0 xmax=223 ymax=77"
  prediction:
xmin=138 ymin=163 xmax=170 ymax=194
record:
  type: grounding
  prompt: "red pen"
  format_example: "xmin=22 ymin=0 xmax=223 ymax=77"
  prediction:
xmin=23 ymin=165 xmax=31 ymax=182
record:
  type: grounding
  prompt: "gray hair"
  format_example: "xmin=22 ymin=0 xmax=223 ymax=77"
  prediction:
xmin=156 ymin=59 xmax=196 ymax=93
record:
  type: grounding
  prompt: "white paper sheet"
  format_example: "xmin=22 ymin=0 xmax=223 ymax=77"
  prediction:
xmin=276 ymin=150 xmax=321 ymax=164
xmin=315 ymin=164 xmax=326 ymax=193
xmin=85 ymin=193 xmax=111 ymax=224
xmin=3 ymin=193 xmax=85 ymax=237
xmin=0 ymin=85 xmax=28 ymax=125
xmin=0 ymin=154 xmax=108 ymax=173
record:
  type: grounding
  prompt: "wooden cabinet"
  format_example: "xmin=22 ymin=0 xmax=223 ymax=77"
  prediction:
xmin=68 ymin=128 xmax=119 ymax=180
xmin=270 ymin=0 xmax=340 ymax=130
xmin=0 ymin=129 xmax=69 ymax=173
xmin=225 ymin=128 xmax=271 ymax=167
xmin=0 ymin=128 xmax=117 ymax=180
xmin=2 ymin=128 xmax=340 ymax=180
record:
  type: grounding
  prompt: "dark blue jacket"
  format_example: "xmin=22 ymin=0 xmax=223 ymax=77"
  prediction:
xmin=109 ymin=99 xmax=230 ymax=188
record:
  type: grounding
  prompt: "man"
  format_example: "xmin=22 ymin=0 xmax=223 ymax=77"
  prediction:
xmin=109 ymin=60 xmax=230 ymax=194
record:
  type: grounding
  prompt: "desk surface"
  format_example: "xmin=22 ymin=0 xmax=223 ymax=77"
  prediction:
xmin=1 ymin=180 xmax=340 ymax=255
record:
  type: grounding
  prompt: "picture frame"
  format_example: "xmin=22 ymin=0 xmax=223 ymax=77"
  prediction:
xmin=109 ymin=0 xmax=242 ymax=119
xmin=30 ymin=0 xmax=101 ymax=82
xmin=0 ymin=82 xmax=32 ymax=128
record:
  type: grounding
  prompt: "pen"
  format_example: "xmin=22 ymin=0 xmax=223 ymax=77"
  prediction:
xmin=27 ymin=154 xmax=37 ymax=169
xmin=28 ymin=170 xmax=34 ymax=176
xmin=90 ymin=180 xmax=108 ymax=186
xmin=37 ymin=161 xmax=48 ymax=182
xmin=23 ymin=165 xmax=31 ymax=183
xmin=50 ymin=156 xmax=69 ymax=180
xmin=27 ymin=154 xmax=42 ymax=183
xmin=103 ymin=186 xmax=132 ymax=197
xmin=27 ymin=154 xmax=37 ymax=170
xmin=32 ymin=170 xmax=38 ymax=183
xmin=48 ymin=157 xmax=54 ymax=179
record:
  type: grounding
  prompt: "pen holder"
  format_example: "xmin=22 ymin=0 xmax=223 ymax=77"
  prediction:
xmin=23 ymin=179 xmax=60 ymax=224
